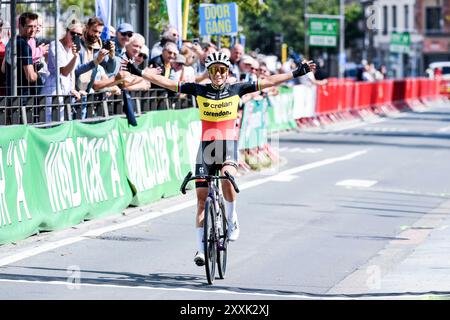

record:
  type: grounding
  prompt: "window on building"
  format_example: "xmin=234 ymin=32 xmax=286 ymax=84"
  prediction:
xmin=404 ymin=5 xmax=409 ymax=30
xmin=392 ymin=5 xmax=397 ymax=31
xmin=426 ymin=7 xmax=442 ymax=34
xmin=383 ymin=5 xmax=388 ymax=35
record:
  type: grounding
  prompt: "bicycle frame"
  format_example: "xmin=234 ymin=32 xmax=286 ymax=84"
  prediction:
xmin=180 ymin=170 xmax=239 ymax=284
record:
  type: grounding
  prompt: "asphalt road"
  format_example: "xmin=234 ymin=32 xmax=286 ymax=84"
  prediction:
xmin=1 ymin=100 xmax=450 ymax=301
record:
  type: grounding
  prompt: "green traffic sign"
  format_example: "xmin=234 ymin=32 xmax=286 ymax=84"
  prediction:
xmin=390 ymin=31 xmax=411 ymax=53
xmin=308 ymin=18 xmax=339 ymax=47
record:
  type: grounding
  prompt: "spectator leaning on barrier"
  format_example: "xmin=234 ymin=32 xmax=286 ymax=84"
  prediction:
xmin=196 ymin=42 xmax=217 ymax=75
xmin=148 ymin=41 xmax=178 ymax=80
xmin=75 ymin=17 xmax=116 ymax=94
xmin=373 ymin=64 xmax=384 ymax=81
xmin=229 ymin=43 xmax=244 ymax=80
xmin=111 ymin=33 xmax=150 ymax=91
xmin=73 ymin=17 xmax=116 ymax=118
xmin=41 ymin=20 xmax=84 ymax=121
xmin=258 ymin=62 xmax=279 ymax=97
xmin=134 ymin=44 xmax=149 ymax=69
xmin=150 ymin=25 xmax=179 ymax=60
xmin=180 ymin=43 xmax=198 ymax=69
xmin=114 ymin=23 xmax=134 ymax=60
xmin=24 ymin=14 xmax=49 ymax=88
xmin=379 ymin=65 xmax=388 ymax=80
xmin=362 ymin=62 xmax=375 ymax=82
xmin=4 ymin=12 xmax=39 ymax=96
xmin=41 ymin=19 xmax=84 ymax=122
xmin=171 ymin=53 xmax=195 ymax=83
xmin=238 ymin=54 xmax=255 ymax=82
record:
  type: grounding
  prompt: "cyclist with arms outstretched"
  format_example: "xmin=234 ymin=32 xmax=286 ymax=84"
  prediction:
xmin=133 ymin=52 xmax=316 ymax=266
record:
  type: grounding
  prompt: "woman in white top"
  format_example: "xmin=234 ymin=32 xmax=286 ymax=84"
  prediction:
xmin=41 ymin=19 xmax=83 ymax=122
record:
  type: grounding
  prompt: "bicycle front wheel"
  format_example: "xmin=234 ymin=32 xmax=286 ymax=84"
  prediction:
xmin=204 ymin=198 xmax=217 ymax=285
xmin=217 ymin=199 xmax=228 ymax=279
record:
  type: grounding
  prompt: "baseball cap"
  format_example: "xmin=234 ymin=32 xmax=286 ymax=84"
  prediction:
xmin=140 ymin=45 xmax=150 ymax=57
xmin=174 ymin=54 xmax=186 ymax=65
xmin=117 ymin=23 xmax=134 ymax=34
xmin=240 ymin=55 xmax=254 ymax=65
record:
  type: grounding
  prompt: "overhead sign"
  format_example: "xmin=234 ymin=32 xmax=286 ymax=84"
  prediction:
xmin=199 ymin=2 xmax=238 ymax=36
xmin=390 ymin=31 xmax=411 ymax=53
xmin=308 ymin=18 xmax=339 ymax=47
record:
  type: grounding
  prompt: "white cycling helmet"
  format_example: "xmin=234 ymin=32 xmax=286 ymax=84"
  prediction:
xmin=205 ymin=51 xmax=231 ymax=69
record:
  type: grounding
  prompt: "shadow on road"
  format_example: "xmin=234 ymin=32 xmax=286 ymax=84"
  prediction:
xmin=1 ymin=266 xmax=450 ymax=299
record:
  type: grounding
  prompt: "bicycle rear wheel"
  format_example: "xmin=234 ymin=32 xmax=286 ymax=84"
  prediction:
xmin=217 ymin=199 xmax=228 ymax=279
xmin=204 ymin=198 xmax=216 ymax=285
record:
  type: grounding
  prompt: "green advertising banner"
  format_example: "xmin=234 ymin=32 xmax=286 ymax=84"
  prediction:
xmin=267 ymin=87 xmax=297 ymax=132
xmin=0 ymin=109 xmax=202 ymax=244
xmin=238 ymin=99 xmax=268 ymax=150
xmin=0 ymin=119 xmax=135 ymax=243
xmin=120 ymin=108 xmax=201 ymax=206
xmin=0 ymin=125 xmax=39 ymax=244
xmin=29 ymin=119 xmax=134 ymax=231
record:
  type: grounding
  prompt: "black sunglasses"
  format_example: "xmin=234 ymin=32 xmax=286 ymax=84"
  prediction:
xmin=138 ymin=53 xmax=148 ymax=59
xmin=120 ymin=31 xmax=133 ymax=38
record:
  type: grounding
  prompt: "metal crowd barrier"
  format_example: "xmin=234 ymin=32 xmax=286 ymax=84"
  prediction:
xmin=0 ymin=89 xmax=196 ymax=127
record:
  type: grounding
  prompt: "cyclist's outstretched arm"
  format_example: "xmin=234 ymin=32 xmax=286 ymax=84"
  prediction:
xmin=141 ymin=68 xmax=179 ymax=92
xmin=127 ymin=62 xmax=178 ymax=92
xmin=260 ymin=60 xmax=316 ymax=90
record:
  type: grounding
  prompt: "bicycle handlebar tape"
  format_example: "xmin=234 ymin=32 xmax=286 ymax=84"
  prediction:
xmin=180 ymin=172 xmax=193 ymax=194
xmin=292 ymin=62 xmax=311 ymax=78
xmin=224 ymin=171 xmax=240 ymax=194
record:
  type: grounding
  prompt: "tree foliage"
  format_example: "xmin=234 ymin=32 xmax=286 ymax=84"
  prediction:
xmin=60 ymin=0 xmax=95 ymax=19
xmin=242 ymin=0 xmax=364 ymax=56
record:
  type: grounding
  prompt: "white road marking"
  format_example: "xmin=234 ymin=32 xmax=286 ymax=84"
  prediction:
xmin=437 ymin=125 xmax=450 ymax=133
xmin=0 ymin=150 xmax=368 ymax=267
xmin=0 ymin=202 xmax=196 ymax=267
xmin=0 ymin=278 xmax=441 ymax=300
xmin=240 ymin=150 xmax=368 ymax=190
xmin=336 ymin=179 xmax=378 ymax=188
xmin=326 ymin=118 xmax=385 ymax=132
xmin=276 ymin=147 xmax=323 ymax=153
xmin=269 ymin=175 xmax=298 ymax=182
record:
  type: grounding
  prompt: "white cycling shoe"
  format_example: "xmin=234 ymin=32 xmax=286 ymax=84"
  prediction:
xmin=228 ymin=218 xmax=240 ymax=241
xmin=194 ymin=251 xmax=205 ymax=266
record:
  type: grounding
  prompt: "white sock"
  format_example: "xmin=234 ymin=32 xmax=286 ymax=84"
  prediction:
xmin=224 ymin=199 xmax=237 ymax=223
xmin=197 ymin=227 xmax=204 ymax=254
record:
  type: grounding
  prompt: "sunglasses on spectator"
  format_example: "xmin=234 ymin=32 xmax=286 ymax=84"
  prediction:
xmin=208 ymin=66 xmax=228 ymax=75
xmin=164 ymin=50 xmax=177 ymax=56
xmin=120 ymin=31 xmax=133 ymax=38
xmin=70 ymin=31 xmax=82 ymax=37
xmin=138 ymin=53 xmax=148 ymax=59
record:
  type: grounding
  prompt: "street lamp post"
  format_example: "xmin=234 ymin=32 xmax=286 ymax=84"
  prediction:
xmin=339 ymin=0 xmax=345 ymax=78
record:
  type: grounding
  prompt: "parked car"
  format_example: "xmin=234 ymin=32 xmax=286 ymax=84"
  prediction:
xmin=428 ymin=62 xmax=450 ymax=80
xmin=428 ymin=62 xmax=450 ymax=98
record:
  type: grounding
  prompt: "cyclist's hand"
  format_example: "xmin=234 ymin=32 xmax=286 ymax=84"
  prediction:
xmin=293 ymin=60 xmax=316 ymax=77
xmin=304 ymin=60 xmax=317 ymax=73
